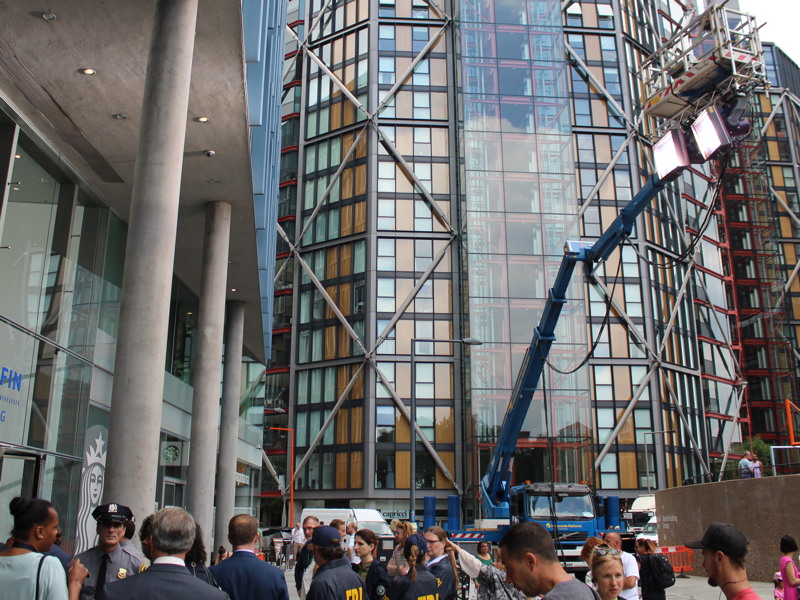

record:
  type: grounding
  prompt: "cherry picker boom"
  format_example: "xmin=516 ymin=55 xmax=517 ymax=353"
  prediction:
xmin=480 ymin=173 xmax=668 ymax=519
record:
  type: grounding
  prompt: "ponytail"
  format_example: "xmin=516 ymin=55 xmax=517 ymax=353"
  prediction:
xmin=446 ymin=545 xmax=460 ymax=591
xmin=407 ymin=544 xmax=419 ymax=581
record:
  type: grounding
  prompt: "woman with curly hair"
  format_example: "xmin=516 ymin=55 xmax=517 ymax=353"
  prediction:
xmin=387 ymin=521 xmax=415 ymax=581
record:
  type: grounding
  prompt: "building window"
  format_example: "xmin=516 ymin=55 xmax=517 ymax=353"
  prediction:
xmin=597 ymin=3 xmax=614 ymax=29
xmin=379 ymin=161 xmax=396 ymax=192
xmin=377 ymin=362 xmax=395 ymax=398
xmin=413 ymin=92 xmax=431 ymax=119
xmin=412 ymin=27 xmax=429 ymax=52
xmin=377 ymin=238 xmax=396 ymax=271
xmin=414 ymin=239 xmax=433 ymax=272
xmin=377 ymin=406 xmax=396 ymax=441
xmin=378 ymin=199 xmax=396 ymax=230
xmin=566 ymin=2 xmax=582 ymax=26
xmin=377 ymin=319 xmax=396 ymax=354
xmin=377 ymin=278 xmax=396 ymax=312
xmin=414 ymin=128 xmax=431 ymax=156
xmin=379 ymin=57 xmax=395 ymax=85
xmin=415 ymin=280 xmax=433 ymax=313
xmin=379 ymin=25 xmax=395 ymax=51
xmin=413 ymin=362 xmax=435 ymax=399
xmin=413 ymin=60 xmax=430 ymax=86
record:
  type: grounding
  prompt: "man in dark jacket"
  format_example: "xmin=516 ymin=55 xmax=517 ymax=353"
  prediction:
xmin=294 ymin=515 xmax=319 ymax=596
xmin=306 ymin=526 xmax=364 ymax=600
xmin=210 ymin=514 xmax=289 ymax=600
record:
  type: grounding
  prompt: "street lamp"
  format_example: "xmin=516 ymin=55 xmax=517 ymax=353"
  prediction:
xmin=410 ymin=336 xmax=482 ymax=525
xmin=267 ymin=426 xmax=295 ymax=527
xmin=643 ymin=430 xmax=674 ymax=494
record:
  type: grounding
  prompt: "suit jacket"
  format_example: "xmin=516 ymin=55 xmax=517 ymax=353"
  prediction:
xmin=104 ymin=562 xmax=230 ymax=600
xmin=209 ymin=550 xmax=289 ymax=600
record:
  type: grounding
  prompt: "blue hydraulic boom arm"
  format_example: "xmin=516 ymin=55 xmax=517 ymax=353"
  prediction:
xmin=480 ymin=174 xmax=667 ymax=518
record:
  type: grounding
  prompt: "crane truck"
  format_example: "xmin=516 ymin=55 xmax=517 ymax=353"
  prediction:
xmin=446 ymin=2 xmax=766 ymax=574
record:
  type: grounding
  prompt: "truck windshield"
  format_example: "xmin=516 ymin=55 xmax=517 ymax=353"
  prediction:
xmin=358 ymin=520 xmax=394 ymax=536
xmin=527 ymin=493 xmax=595 ymax=520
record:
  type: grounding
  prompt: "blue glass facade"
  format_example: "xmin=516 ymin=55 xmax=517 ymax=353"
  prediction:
xmin=459 ymin=0 xmax=592 ymax=486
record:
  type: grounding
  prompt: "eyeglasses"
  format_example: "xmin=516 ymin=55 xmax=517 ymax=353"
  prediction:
xmin=592 ymin=545 xmax=621 ymax=557
xmin=425 ymin=538 xmax=443 ymax=545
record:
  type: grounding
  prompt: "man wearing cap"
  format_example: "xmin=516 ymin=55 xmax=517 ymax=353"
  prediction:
xmin=75 ymin=502 xmax=145 ymax=600
xmin=686 ymin=522 xmax=760 ymax=600
xmin=305 ymin=525 xmax=365 ymax=600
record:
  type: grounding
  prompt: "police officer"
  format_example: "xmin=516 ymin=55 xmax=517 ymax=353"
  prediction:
xmin=306 ymin=525 xmax=365 ymax=600
xmin=75 ymin=503 xmax=145 ymax=600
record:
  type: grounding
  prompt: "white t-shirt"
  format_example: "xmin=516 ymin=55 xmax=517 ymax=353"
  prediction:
xmin=619 ymin=551 xmax=639 ymax=600
xmin=0 ymin=553 xmax=68 ymax=600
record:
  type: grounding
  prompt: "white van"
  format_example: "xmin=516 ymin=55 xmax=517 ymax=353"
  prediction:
xmin=299 ymin=508 xmax=395 ymax=560
xmin=637 ymin=516 xmax=659 ymax=545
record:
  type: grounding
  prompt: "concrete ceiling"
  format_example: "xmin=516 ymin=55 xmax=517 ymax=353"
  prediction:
xmin=0 ymin=1 xmax=266 ymax=361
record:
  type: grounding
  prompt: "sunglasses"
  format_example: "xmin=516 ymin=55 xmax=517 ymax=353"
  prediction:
xmin=592 ymin=545 xmax=621 ymax=557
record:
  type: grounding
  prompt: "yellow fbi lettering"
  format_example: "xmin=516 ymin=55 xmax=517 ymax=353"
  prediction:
xmin=346 ymin=588 xmax=363 ymax=600
xmin=416 ymin=595 xmax=439 ymax=600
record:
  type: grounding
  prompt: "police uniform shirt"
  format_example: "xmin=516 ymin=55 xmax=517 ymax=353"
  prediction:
xmin=76 ymin=544 xmax=145 ymax=600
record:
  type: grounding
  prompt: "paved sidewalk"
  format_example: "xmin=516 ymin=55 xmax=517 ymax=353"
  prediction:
xmin=281 ymin=569 xmax=775 ymax=600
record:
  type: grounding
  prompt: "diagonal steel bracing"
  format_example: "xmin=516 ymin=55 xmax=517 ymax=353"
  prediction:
xmin=279 ymin=5 xmax=461 ymax=490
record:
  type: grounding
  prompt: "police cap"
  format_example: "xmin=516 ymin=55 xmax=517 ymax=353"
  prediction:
xmin=92 ymin=502 xmax=133 ymax=524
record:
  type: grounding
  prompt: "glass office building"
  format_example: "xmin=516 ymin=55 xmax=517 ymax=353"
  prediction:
xmin=264 ymin=0 xmax=796 ymax=521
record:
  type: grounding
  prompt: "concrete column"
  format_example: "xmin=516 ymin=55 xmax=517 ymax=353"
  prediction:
xmin=103 ymin=0 xmax=198 ymax=528
xmin=186 ymin=201 xmax=232 ymax=552
xmin=213 ymin=301 xmax=245 ymax=551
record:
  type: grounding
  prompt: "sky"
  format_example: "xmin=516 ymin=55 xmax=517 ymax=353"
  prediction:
xmin=737 ymin=0 xmax=800 ymax=66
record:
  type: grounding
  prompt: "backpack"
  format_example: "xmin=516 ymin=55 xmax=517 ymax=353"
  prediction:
xmin=648 ymin=553 xmax=676 ymax=589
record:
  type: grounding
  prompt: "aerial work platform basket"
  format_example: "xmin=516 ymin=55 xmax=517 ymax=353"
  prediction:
xmin=641 ymin=3 xmax=767 ymax=134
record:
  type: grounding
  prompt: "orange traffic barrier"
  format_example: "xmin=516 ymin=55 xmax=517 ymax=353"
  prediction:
xmin=656 ymin=545 xmax=695 ymax=574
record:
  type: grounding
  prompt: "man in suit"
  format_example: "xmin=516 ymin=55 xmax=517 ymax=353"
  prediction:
xmin=209 ymin=514 xmax=289 ymax=600
xmin=104 ymin=507 xmax=228 ymax=600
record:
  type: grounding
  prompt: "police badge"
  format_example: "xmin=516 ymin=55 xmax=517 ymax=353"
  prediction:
xmin=117 ymin=568 xmax=128 ymax=579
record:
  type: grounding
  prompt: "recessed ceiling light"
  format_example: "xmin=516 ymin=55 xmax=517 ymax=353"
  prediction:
xmin=42 ymin=12 xmax=57 ymax=21
xmin=14 ymin=154 xmax=20 ymax=159
xmin=230 ymin=288 xmax=237 ymax=292
xmin=79 ymin=68 xmax=96 ymax=75
xmin=112 ymin=113 xmax=128 ymax=120
xmin=195 ymin=116 xmax=210 ymax=123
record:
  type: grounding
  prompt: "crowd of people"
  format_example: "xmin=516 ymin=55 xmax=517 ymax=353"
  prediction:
xmin=0 ymin=496 xmax=290 ymax=600
xmin=1 ymin=495 xmax=793 ymax=600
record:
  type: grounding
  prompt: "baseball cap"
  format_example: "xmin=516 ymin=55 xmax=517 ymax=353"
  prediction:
xmin=92 ymin=502 xmax=133 ymax=524
xmin=774 ymin=572 xmax=783 ymax=582
xmin=311 ymin=526 xmax=342 ymax=547
xmin=686 ymin=522 xmax=748 ymax=559
xmin=405 ymin=534 xmax=429 ymax=555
